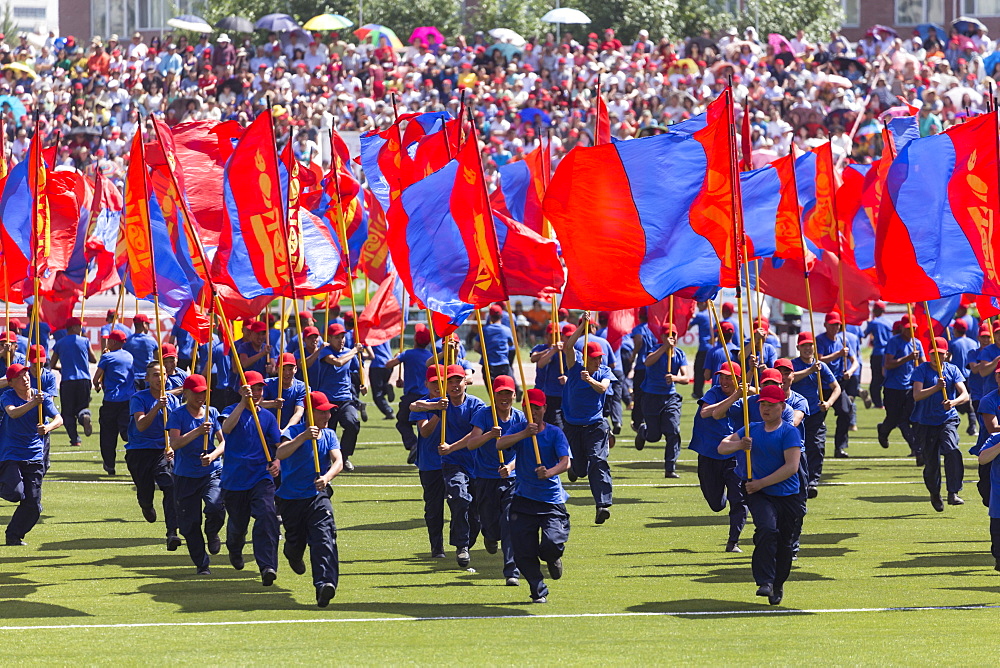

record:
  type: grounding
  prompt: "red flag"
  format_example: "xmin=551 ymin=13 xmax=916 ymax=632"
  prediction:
xmin=758 ymin=252 xmax=878 ymax=325
xmin=84 ymin=172 xmax=124 ymax=296
xmin=358 ymin=190 xmax=391 ymax=284
xmin=493 ymin=210 xmax=564 ymax=298
xmin=605 ymin=308 xmax=637 ymax=351
xmin=647 ymin=294 xmax=697 ymax=339
xmin=28 ymin=131 xmax=50 ymax=271
xmin=740 ymin=105 xmax=753 ymax=172
xmin=770 ymin=153 xmax=806 ymax=262
xmin=803 ymin=142 xmax=840 ymax=254
xmin=357 ymin=272 xmax=407 ymax=346
xmin=121 ymin=133 xmax=157 ymax=297
xmin=595 ymin=94 xmax=612 ymax=145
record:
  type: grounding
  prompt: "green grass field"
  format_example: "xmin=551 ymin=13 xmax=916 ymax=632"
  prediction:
xmin=1 ymin=384 xmax=998 ymax=665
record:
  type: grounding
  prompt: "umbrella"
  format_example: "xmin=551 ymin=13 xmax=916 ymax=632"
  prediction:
xmin=540 ymin=8 xmax=591 ymax=24
xmin=867 ymin=24 xmax=898 ymax=39
xmin=167 ymin=14 xmax=213 ymax=32
xmin=0 ymin=95 xmax=27 ymax=123
xmin=768 ymin=33 xmax=793 ymax=54
xmin=2 ymin=63 xmax=37 ymax=79
xmin=823 ymin=74 xmax=853 ymax=88
xmin=409 ymin=26 xmax=444 ymax=46
xmin=984 ymin=50 xmax=1000 ymax=76
xmin=709 ymin=61 xmax=735 ymax=75
xmin=832 ymin=55 xmax=864 ymax=71
xmin=518 ymin=108 xmax=551 ymax=126
xmin=65 ymin=126 xmax=104 ymax=138
xmin=669 ymin=58 xmax=699 ymax=75
xmin=724 ymin=40 xmax=761 ymax=57
xmin=354 ymin=24 xmax=404 ymax=50
xmin=489 ymin=28 xmax=525 ymax=47
xmin=485 ymin=43 xmax=522 ymax=63
xmin=915 ymin=23 xmax=945 ymax=42
xmin=214 ymin=15 xmax=254 ymax=33
xmin=953 ymin=15 xmax=988 ymax=36
xmin=944 ymin=86 xmax=984 ymax=106
xmin=303 ymin=14 xmax=354 ymax=31
xmin=255 ymin=13 xmax=301 ymax=32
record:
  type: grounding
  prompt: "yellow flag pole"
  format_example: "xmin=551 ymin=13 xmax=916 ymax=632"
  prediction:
xmin=922 ymin=302 xmax=951 ymax=404
xmin=506 ymin=301 xmax=541 ymax=465
xmin=331 ymin=150 xmax=366 ymax=392
xmin=425 ymin=309 xmax=447 ymax=446
xmin=203 ymin=310 xmax=214 ymax=451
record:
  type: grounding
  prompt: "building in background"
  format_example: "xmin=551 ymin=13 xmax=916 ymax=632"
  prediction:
xmin=59 ymin=0 xmax=204 ymax=42
xmin=3 ymin=0 xmax=58 ymax=35
xmin=840 ymin=0 xmax=1000 ymax=40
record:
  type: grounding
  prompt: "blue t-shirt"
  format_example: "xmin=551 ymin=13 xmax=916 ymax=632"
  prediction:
xmin=220 ymin=402 xmax=282 ymax=491
xmin=263 ymin=377 xmax=307 ymax=428
xmin=980 ymin=432 xmax=1000 ymax=518
xmin=12 ymin=333 xmax=28 ymax=356
xmin=0 ymin=388 xmax=59 ymax=463
xmin=165 ymin=368 xmax=189 ymax=391
xmin=949 ymin=335 xmax=978 ymax=380
xmin=973 ymin=389 xmax=1000 ymax=454
xmin=976 ymin=343 xmax=1000 ymax=397
xmin=910 ymin=361 xmax=964 ymax=426
xmin=317 ymin=346 xmax=357 ymax=402
xmin=399 ymin=347 xmax=433 ymax=395
xmin=883 ymin=335 xmax=924 ymax=390
xmin=724 ymin=316 xmax=741 ymax=341
xmin=124 ymin=332 xmax=159 ymax=380
xmin=370 ymin=342 xmax=393 ymax=368
xmin=166 ymin=405 xmax=222 ymax=478
xmin=98 ymin=349 xmax=135 ymax=402
xmin=531 ymin=344 xmax=563 ymax=395
xmin=815 ymin=331 xmax=856 ymax=378
xmin=704 ymin=341 xmax=741 ymax=384
xmin=561 ymin=358 xmax=613 ymax=426
xmin=470 ymin=406 xmax=526 ymax=480
xmin=52 ymin=334 xmax=92 ymax=381
xmin=481 ymin=322 xmax=513 ymax=366
xmin=642 ymin=346 xmax=687 ymax=395
xmin=785 ymin=390 xmax=809 ymax=442
xmin=690 ymin=309 xmax=712 ymax=351
xmin=790 ymin=358 xmax=838 ymax=413
xmin=171 ymin=325 xmax=195 ymax=359
xmin=574 ymin=334 xmax=614 ymax=368
xmin=409 ymin=396 xmax=442 ymax=472
xmin=277 ymin=423 xmax=340 ymax=500
xmin=511 ymin=423 xmax=571 ymax=504
xmin=127 ymin=390 xmax=181 ymax=450
xmin=729 ymin=395 xmax=795 ymax=429
xmin=733 ymin=422 xmax=801 ymax=496
xmin=29 ymin=369 xmax=58 ymax=396
xmin=100 ymin=323 xmax=133 ymax=339
xmin=236 ymin=339 xmax=275 ymax=376
xmin=689 ymin=385 xmax=736 ymax=460
xmin=864 ymin=317 xmax=893 ymax=355
xmin=440 ymin=393 xmax=487 ymax=475
xmin=631 ymin=323 xmax=658 ymax=365
xmin=25 ymin=322 xmax=52 ymax=353
xmin=747 ymin=341 xmax=778 ymax=369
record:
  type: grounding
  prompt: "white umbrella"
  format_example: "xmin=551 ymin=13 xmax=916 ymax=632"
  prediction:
xmin=167 ymin=14 xmax=214 ymax=32
xmin=489 ymin=28 xmax=526 ymax=46
xmin=944 ymin=85 xmax=984 ymax=106
xmin=541 ymin=8 xmax=591 ymax=24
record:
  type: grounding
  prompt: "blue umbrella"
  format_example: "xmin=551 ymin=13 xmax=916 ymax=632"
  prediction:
xmin=953 ymin=15 xmax=988 ymax=35
xmin=518 ymin=108 xmax=551 ymax=126
xmin=254 ymin=13 xmax=301 ymax=32
xmin=985 ymin=50 xmax=1000 ymax=76
xmin=916 ymin=23 xmax=946 ymax=42
xmin=0 ymin=95 xmax=27 ymax=126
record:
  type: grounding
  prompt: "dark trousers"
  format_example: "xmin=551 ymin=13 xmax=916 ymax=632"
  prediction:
xmin=368 ymin=366 xmax=395 ymax=418
xmin=564 ymin=420 xmax=613 ymax=508
xmin=223 ymin=478 xmax=280 ymax=572
xmin=991 ymin=517 xmax=1000 ymax=565
xmin=276 ymin=492 xmax=339 ymax=588
xmin=124 ymin=448 xmax=177 ymax=534
xmin=543 ymin=395 xmax=564 ymax=430
xmin=60 ymin=379 xmax=92 ymax=444
xmin=697 ymin=455 xmax=747 ymax=544
xmin=803 ymin=411 xmax=828 ymax=487
xmin=746 ymin=492 xmax=802 ymax=589
xmin=330 ymin=402 xmax=360 ymax=459
xmin=605 ymin=368 xmax=624 ymax=428
xmin=0 ymin=461 xmax=44 ymax=542
xmin=98 ymin=400 xmax=130 ymax=470
xmin=869 ymin=354 xmax=885 ymax=408
xmin=442 ymin=464 xmax=480 ymax=549
xmin=419 ymin=469 xmax=445 ymax=555
xmin=174 ymin=471 xmax=225 ymax=569
xmin=620 ymin=351 xmax=634 ymax=406
xmin=640 ymin=392 xmax=682 ymax=473
xmin=882 ymin=387 xmax=916 ymax=450
xmin=396 ymin=392 xmax=421 ymax=450
xmin=693 ymin=349 xmax=708 ymax=399
xmin=631 ymin=366 xmax=646 ymax=427
xmin=956 ymin=400 xmax=977 ymax=432
xmin=508 ymin=496 xmax=570 ymax=600
xmin=979 ymin=463 xmax=992 ymax=508
xmin=915 ymin=419 xmax=964 ymax=496
xmin=833 ymin=378 xmax=854 ymax=451
xmin=790 ymin=455 xmax=810 ymax=553
xmin=474 ymin=477 xmax=518 ymax=578
xmin=211 ymin=387 xmax=240 ymax=412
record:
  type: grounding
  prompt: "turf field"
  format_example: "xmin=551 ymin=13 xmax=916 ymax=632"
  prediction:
xmin=1 ymin=383 xmax=998 ymax=665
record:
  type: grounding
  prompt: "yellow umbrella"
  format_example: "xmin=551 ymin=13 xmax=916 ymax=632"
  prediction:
xmin=3 ymin=62 xmax=38 ymax=79
xmin=670 ymin=58 xmax=699 ymax=75
xmin=303 ymin=13 xmax=354 ymax=31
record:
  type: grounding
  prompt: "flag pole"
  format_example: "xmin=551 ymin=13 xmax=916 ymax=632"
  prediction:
xmin=921 ymin=301 xmax=950 ymax=404
xmin=3 ymin=266 xmax=9 ymax=366
xmin=29 ymin=117 xmax=47 ymax=425
xmin=789 ymin=143 xmax=824 ymax=402
xmin=707 ymin=300 xmax=736 ymax=370
xmin=505 ymin=300 xmax=540 ymax=465
xmin=473 ymin=307 xmax=501 ymax=433
xmin=276 ymin=295 xmax=287 ymax=428
xmin=331 ymin=147 xmax=366 ymax=392
xmin=203 ymin=309 xmax=214 ymax=451
xmin=425 ymin=308 xmax=447 ymax=447
xmin=828 ymin=142 xmax=851 ymax=374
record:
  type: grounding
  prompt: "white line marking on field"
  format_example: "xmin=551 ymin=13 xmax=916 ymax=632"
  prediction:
xmin=2 ymin=603 xmax=998 ymax=631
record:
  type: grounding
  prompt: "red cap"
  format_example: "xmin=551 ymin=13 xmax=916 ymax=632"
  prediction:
xmin=874 ymin=300 xmax=886 ymax=309
xmin=328 ymin=323 xmax=346 ymax=336
xmin=243 ymin=371 xmax=265 ymax=386
xmin=106 ymin=309 xmax=116 ymax=318
xmin=527 ymin=388 xmax=547 ymax=406
xmin=280 ymin=352 xmax=297 ymax=366
xmin=107 ymin=330 xmax=127 ymax=343
xmin=585 ymin=341 xmax=603 ymax=358
xmin=183 ymin=374 xmax=209 ymax=392
xmin=297 ymin=310 xmax=311 ymax=319
xmin=560 ymin=324 xmax=575 ymax=337
xmin=558 ymin=308 xmax=569 ymax=318
xmin=1 ymin=332 xmax=15 ymax=342
xmin=133 ymin=313 xmax=150 ymax=323
xmin=546 ymin=323 xmax=559 ymax=334
xmin=310 ymin=390 xmax=337 ymax=411
xmin=65 ymin=316 xmax=82 ymax=328
xmin=797 ymin=332 xmax=814 ymax=345
xmin=759 ymin=368 xmax=782 ymax=385
xmin=993 ymin=320 xmax=1000 ymax=331
xmin=414 ymin=329 xmax=431 ymax=346
xmin=5 ymin=363 xmax=28 ymax=381
xmin=752 ymin=318 xmax=769 ymax=332
xmin=160 ymin=343 xmax=177 ymax=358
xmin=774 ymin=358 xmax=794 ymax=371
xmin=489 ymin=304 xmax=503 ymax=315
xmin=932 ymin=336 xmax=949 ymax=354
xmin=446 ymin=364 xmax=466 ymax=379
xmin=825 ymin=311 xmax=842 ymax=325
xmin=247 ymin=320 xmax=267 ymax=333
xmin=492 ymin=375 xmax=516 ymax=393
xmin=720 ymin=321 xmax=735 ymax=334
xmin=721 ymin=301 xmax=735 ymax=313
xmin=715 ymin=361 xmax=741 ymax=376
xmin=426 ymin=364 xmax=446 ymax=382
xmin=899 ymin=314 xmax=913 ymax=325
xmin=27 ymin=344 xmax=45 ymax=363
xmin=953 ymin=319 xmax=968 ymax=333
xmin=980 ymin=323 xmax=993 ymax=336
xmin=8 ymin=318 xmax=21 ymax=329
xmin=757 ymin=384 xmax=786 ymax=404
xmin=303 ymin=326 xmax=320 ymax=337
